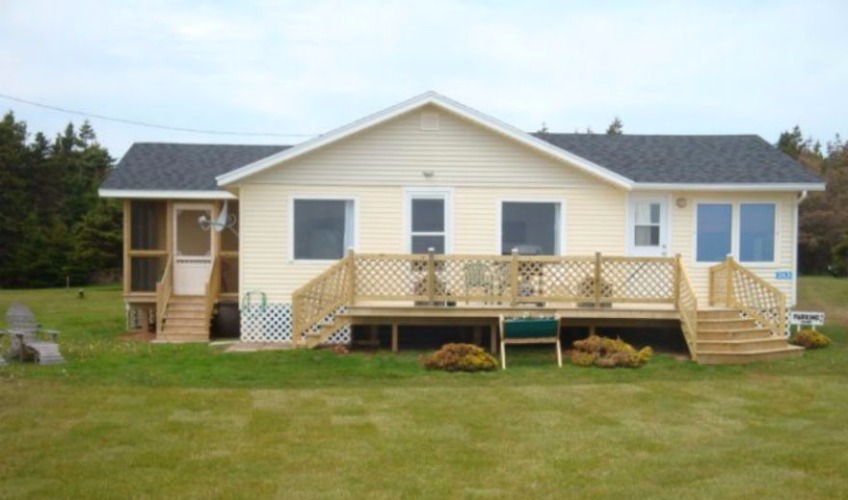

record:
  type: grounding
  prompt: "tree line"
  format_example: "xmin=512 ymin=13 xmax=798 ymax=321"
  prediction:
xmin=0 ymin=112 xmax=121 ymax=288
xmin=0 ymin=112 xmax=845 ymax=289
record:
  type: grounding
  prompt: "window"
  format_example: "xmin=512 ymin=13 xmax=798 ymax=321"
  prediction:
xmin=407 ymin=191 xmax=450 ymax=254
xmin=695 ymin=202 xmax=776 ymax=263
xmin=501 ymin=202 xmax=560 ymax=255
xmin=634 ymin=201 xmax=661 ymax=247
xmin=696 ymin=204 xmax=732 ymax=262
xmin=740 ymin=204 xmax=775 ymax=262
xmin=293 ymin=199 xmax=354 ymax=260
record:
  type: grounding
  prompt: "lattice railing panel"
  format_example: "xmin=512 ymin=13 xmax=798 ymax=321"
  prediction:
xmin=292 ymin=256 xmax=351 ymax=342
xmin=355 ymin=254 xmax=429 ymax=300
xmin=677 ymin=263 xmax=699 ymax=360
xmin=709 ymin=263 xmax=729 ymax=306
xmin=515 ymin=257 xmax=596 ymax=303
xmin=730 ymin=264 xmax=785 ymax=337
xmin=600 ymin=258 xmax=675 ymax=303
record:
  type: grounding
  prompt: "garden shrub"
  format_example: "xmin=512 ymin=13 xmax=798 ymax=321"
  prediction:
xmin=791 ymin=329 xmax=831 ymax=349
xmin=422 ymin=343 xmax=498 ymax=372
xmin=570 ymin=334 xmax=652 ymax=368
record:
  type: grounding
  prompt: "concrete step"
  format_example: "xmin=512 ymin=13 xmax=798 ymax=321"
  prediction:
xmin=697 ymin=337 xmax=789 ymax=353
xmin=697 ymin=327 xmax=772 ymax=341
xmin=697 ymin=345 xmax=804 ymax=365
xmin=697 ymin=318 xmax=758 ymax=330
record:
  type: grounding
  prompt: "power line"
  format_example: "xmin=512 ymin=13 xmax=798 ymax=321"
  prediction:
xmin=0 ymin=91 xmax=318 ymax=138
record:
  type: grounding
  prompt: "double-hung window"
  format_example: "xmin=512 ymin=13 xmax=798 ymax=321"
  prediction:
xmin=695 ymin=202 xmax=776 ymax=263
xmin=500 ymin=202 xmax=561 ymax=255
xmin=406 ymin=190 xmax=451 ymax=254
xmin=292 ymin=198 xmax=354 ymax=260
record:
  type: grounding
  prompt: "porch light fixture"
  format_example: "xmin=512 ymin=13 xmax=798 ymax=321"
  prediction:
xmin=422 ymin=170 xmax=435 ymax=178
xmin=676 ymin=197 xmax=688 ymax=208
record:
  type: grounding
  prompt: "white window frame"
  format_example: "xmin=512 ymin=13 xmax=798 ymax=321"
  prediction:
xmin=626 ymin=193 xmax=672 ymax=257
xmin=693 ymin=200 xmax=779 ymax=266
xmin=403 ymin=187 xmax=453 ymax=254
xmin=496 ymin=198 xmax=567 ymax=255
xmin=289 ymin=194 xmax=359 ymax=263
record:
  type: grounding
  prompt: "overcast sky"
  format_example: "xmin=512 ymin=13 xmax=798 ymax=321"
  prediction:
xmin=1 ymin=0 xmax=846 ymax=159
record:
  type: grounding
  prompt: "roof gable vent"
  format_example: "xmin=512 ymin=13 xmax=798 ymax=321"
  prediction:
xmin=420 ymin=110 xmax=440 ymax=131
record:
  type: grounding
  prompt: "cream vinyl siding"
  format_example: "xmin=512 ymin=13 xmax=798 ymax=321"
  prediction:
xmin=245 ymin=105 xmax=606 ymax=189
xmin=238 ymin=105 xmax=627 ymax=302
xmin=670 ymin=192 xmax=798 ymax=306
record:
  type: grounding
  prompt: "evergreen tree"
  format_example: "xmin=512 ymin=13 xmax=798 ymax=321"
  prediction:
xmin=606 ymin=117 xmax=624 ymax=135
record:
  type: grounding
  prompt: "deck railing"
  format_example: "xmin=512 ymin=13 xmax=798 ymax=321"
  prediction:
xmin=709 ymin=257 xmax=786 ymax=337
xmin=676 ymin=256 xmax=699 ymax=360
xmin=203 ymin=256 xmax=222 ymax=332
xmin=154 ymin=255 xmax=172 ymax=334
xmin=353 ymin=251 xmax=677 ymax=306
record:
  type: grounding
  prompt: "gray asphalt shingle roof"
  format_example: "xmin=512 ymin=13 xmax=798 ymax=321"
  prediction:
xmin=533 ymin=133 xmax=822 ymax=184
xmin=101 ymin=143 xmax=290 ymax=191
xmin=102 ymin=134 xmax=821 ymax=192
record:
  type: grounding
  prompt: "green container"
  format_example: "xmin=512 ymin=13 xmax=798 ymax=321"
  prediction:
xmin=503 ymin=318 xmax=558 ymax=339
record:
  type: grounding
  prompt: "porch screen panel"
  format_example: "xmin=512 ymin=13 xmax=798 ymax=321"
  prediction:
xmin=696 ymin=204 xmax=732 ymax=262
xmin=220 ymin=202 xmax=239 ymax=252
xmin=501 ymin=202 xmax=559 ymax=255
xmin=293 ymin=199 xmax=352 ymax=260
xmin=740 ymin=203 xmax=775 ymax=262
xmin=176 ymin=208 xmax=212 ymax=256
xmin=130 ymin=201 xmax=166 ymax=250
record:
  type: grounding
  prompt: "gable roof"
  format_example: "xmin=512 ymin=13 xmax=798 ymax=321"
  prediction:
xmin=100 ymin=143 xmax=290 ymax=198
xmin=534 ymin=133 xmax=823 ymax=186
xmin=214 ymin=91 xmax=635 ymax=189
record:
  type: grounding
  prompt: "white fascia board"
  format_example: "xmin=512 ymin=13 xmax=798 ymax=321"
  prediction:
xmin=98 ymin=189 xmax=237 ymax=200
xmin=632 ymin=182 xmax=826 ymax=192
xmin=215 ymin=91 xmax=634 ymax=190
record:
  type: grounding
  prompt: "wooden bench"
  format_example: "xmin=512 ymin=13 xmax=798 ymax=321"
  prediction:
xmin=1 ymin=302 xmax=64 ymax=365
xmin=498 ymin=315 xmax=562 ymax=369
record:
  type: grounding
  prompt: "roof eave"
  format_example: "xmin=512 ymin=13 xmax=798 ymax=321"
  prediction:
xmin=98 ymin=189 xmax=237 ymax=200
xmin=215 ymin=91 xmax=634 ymax=190
xmin=632 ymin=182 xmax=826 ymax=192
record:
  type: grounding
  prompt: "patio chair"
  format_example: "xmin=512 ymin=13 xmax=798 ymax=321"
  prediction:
xmin=498 ymin=315 xmax=562 ymax=369
xmin=463 ymin=262 xmax=494 ymax=303
xmin=1 ymin=302 xmax=64 ymax=365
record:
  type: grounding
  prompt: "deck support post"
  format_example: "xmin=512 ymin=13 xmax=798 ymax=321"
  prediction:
xmin=490 ymin=322 xmax=498 ymax=354
xmin=673 ymin=254 xmax=682 ymax=307
xmin=391 ymin=323 xmax=399 ymax=353
xmin=593 ymin=252 xmax=602 ymax=308
xmin=724 ymin=255 xmax=734 ymax=307
xmin=426 ymin=248 xmax=436 ymax=305
xmin=509 ymin=249 xmax=519 ymax=307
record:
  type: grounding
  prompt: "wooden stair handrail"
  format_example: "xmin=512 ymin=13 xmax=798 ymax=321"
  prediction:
xmin=675 ymin=255 xmax=699 ymax=361
xmin=709 ymin=256 xmax=786 ymax=337
xmin=155 ymin=255 xmax=173 ymax=335
xmin=291 ymin=251 xmax=354 ymax=346
xmin=202 ymin=255 xmax=222 ymax=335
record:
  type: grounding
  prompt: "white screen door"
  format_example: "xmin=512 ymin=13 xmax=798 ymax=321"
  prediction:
xmin=173 ymin=204 xmax=214 ymax=295
xmin=628 ymin=196 xmax=669 ymax=257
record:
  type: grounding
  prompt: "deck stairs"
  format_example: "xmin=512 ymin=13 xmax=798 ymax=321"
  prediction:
xmin=695 ymin=308 xmax=803 ymax=365
xmin=302 ymin=316 xmax=349 ymax=349
xmin=158 ymin=296 xmax=211 ymax=343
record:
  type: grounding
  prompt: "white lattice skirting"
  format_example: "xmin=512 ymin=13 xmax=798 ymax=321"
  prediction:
xmin=240 ymin=303 xmax=351 ymax=345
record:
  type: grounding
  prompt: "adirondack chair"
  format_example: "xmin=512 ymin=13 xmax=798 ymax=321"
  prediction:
xmin=1 ymin=302 xmax=64 ymax=365
xmin=498 ymin=315 xmax=562 ymax=369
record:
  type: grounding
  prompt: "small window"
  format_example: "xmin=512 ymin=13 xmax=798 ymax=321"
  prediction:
xmin=293 ymin=199 xmax=354 ymax=260
xmin=740 ymin=203 xmax=775 ymax=262
xmin=410 ymin=197 xmax=446 ymax=254
xmin=501 ymin=202 xmax=560 ymax=255
xmin=634 ymin=202 xmax=661 ymax=246
xmin=696 ymin=204 xmax=732 ymax=262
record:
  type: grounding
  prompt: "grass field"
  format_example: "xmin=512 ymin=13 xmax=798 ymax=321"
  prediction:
xmin=1 ymin=280 xmax=847 ymax=498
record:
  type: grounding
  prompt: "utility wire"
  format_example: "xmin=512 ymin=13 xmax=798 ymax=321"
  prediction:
xmin=0 ymin=91 xmax=318 ymax=138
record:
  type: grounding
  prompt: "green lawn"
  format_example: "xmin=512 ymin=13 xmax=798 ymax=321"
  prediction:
xmin=1 ymin=280 xmax=847 ymax=498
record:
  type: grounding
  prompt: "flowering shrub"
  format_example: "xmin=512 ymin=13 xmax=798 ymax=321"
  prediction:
xmin=422 ymin=343 xmax=498 ymax=372
xmin=791 ymin=329 xmax=831 ymax=349
xmin=570 ymin=334 xmax=652 ymax=368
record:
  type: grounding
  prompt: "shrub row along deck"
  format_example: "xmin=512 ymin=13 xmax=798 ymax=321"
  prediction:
xmin=290 ymin=251 xmax=802 ymax=365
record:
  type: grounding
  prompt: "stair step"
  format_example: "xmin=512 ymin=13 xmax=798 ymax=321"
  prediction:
xmin=697 ymin=318 xmax=758 ymax=330
xmin=697 ymin=309 xmax=741 ymax=320
xmin=697 ymin=327 xmax=772 ymax=341
xmin=697 ymin=345 xmax=804 ymax=365
xmin=165 ymin=318 xmax=208 ymax=327
xmin=170 ymin=296 xmax=206 ymax=304
xmin=165 ymin=311 xmax=207 ymax=320
xmin=697 ymin=337 xmax=789 ymax=352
